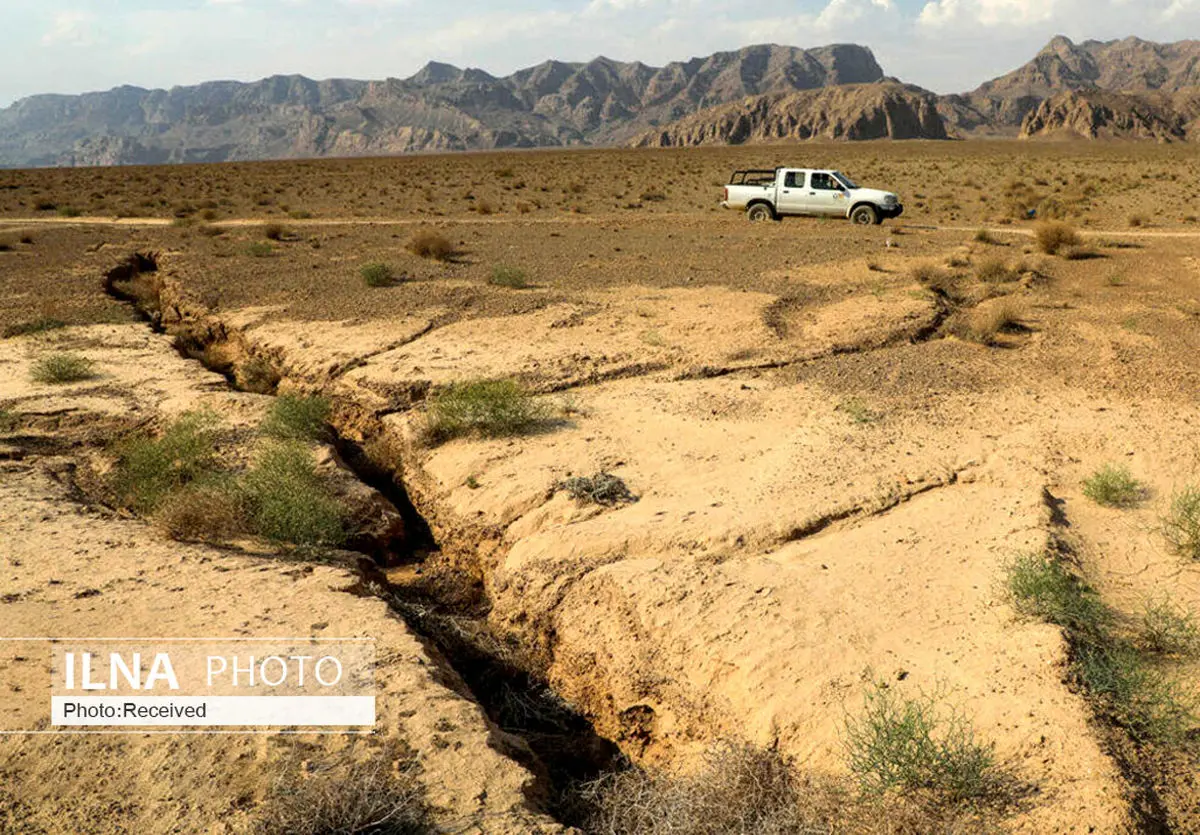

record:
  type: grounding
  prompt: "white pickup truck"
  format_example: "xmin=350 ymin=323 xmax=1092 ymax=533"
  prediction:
xmin=721 ymin=168 xmax=903 ymax=225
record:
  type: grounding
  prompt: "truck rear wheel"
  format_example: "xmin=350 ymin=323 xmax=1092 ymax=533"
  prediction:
xmin=747 ymin=204 xmax=774 ymax=223
xmin=850 ymin=205 xmax=879 ymax=226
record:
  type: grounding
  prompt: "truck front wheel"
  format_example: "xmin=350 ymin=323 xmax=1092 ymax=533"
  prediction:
xmin=850 ymin=205 xmax=879 ymax=226
xmin=747 ymin=204 xmax=774 ymax=223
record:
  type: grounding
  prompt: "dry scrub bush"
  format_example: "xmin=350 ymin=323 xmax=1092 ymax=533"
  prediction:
xmin=557 ymin=472 xmax=637 ymax=506
xmin=975 ymin=257 xmax=1016 ymax=284
xmin=261 ymin=222 xmax=288 ymax=240
xmin=910 ymin=264 xmax=964 ymax=300
xmin=574 ymin=743 xmax=827 ymax=835
xmin=255 ymin=746 xmax=431 ymax=835
xmin=154 ymin=479 xmax=246 ymax=542
xmin=952 ymin=298 xmax=1025 ymax=345
xmin=360 ymin=262 xmax=397 ymax=288
xmin=406 ymin=230 xmax=456 ymax=261
xmin=1033 ymin=221 xmax=1080 ymax=255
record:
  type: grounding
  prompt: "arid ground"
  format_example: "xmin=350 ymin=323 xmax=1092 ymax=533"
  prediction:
xmin=1 ymin=141 xmax=1199 ymax=834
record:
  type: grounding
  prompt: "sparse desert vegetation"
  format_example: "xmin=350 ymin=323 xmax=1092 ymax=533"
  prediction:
xmin=29 ymin=351 xmax=96 ymax=383
xmin=3 ymin=141 xmax=1200 ymax=834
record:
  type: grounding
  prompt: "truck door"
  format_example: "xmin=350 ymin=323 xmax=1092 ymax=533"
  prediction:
xmin=802 ymin=172 xmax=850 ymax=216
xmin=775 ymin=170 xmax=808 ymax=215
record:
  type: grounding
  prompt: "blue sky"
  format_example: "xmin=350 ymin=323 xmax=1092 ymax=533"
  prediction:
xmin=2 ymin=0 xmax=1199 ymax=106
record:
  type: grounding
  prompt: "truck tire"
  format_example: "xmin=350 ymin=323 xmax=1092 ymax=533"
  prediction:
xmin=850 ymin=204 xmax=879 ymax=226
xmin=747 ymin=203 xmax=774 ymax=223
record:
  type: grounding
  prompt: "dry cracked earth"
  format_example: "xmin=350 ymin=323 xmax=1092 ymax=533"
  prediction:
xmin=1 ymin=142 xmax=1199 ymax=834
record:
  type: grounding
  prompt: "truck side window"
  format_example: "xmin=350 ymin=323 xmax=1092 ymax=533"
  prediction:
xmin=811 ymin=173 xmax=836 ymax=191
xmin=784 ymin=171 xmax=799 ymax=188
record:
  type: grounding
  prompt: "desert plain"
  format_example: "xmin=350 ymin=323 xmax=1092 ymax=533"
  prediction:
xmin=1 ymin=140 xmax=1199 ymax=833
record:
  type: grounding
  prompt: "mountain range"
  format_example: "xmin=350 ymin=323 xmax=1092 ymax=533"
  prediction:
xmin=2 ymin=37 xmax=1199 ymax=167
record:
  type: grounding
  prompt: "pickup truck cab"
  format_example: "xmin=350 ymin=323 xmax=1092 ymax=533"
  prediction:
xmin=721 ymin=168 xmax=903 ymax=225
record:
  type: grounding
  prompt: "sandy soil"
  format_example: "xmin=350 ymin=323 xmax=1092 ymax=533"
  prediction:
xmin=2 ymin=142 xmax=1199 ymax=833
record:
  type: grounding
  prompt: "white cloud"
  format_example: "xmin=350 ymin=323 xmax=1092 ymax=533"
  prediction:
xmin=41 ymin=10 xmax=98 ymax=46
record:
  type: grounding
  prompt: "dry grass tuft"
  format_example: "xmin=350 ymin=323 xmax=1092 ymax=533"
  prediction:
xmin=1033 ymin=221 xmax=1080 ymax=255
xmin=406 ymin=230 xmax=456 ymax=261
xmin=951 ymin=298 xmax=1025 ymax=345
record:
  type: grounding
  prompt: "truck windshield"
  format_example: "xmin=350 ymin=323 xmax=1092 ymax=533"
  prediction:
xmin=833 ymin=172 xmax=858 ymax=189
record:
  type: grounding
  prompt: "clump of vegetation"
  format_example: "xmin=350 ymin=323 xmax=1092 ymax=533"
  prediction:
xmin=1140 ymin=598 xmax=1199 ymax=656
xmin=640 ymin=190 xmax=667 ymax=202
xmin=973 ymin=228 xmax=997 ymax=244
xmin=1127 ymin=213 xmax=1149 ymax=228
xmin=360 ymin=262 xmax=398 ymax=288
xmin=406 ymin=230 xmax=456 ymax=261
xmin=1161 ymin=486 xmax=1200 ymax=561
xmin=1073 ymin=640 xmax=1195 ymax=743
xmin=262 ymin=222 xmax=288 ymax=241
xmin=241 ymin=442 xmax=345 ymax=547
xmin=844 ymin=680 xmax=1002 ymax=803
xmin=975 ymin=257 xmax=1016 ymax=284
xmin=910 ymin=264 xmax=964 ymax=300
xmin=558 ymin=472 xmax=637 ymax=506
xmin=237 ymin=356 xmax=280 ymax=394
xmin=574 ymin=743 xmax=823 ymax=835
xmin=154 ymin=478 xmax=247 ymax=542
xmin=1005 ymin=551 xmax=1196 ymax=743
xmin=1061 ymin=244 xmax=1099 ymax=261
xmin=255 ymin=745 xmax=431 ymax=835
xmin=261 ymin=393 xmax=331 ymax=442
xmin=837 ymin=398 xmax=880 ymax=425
xmin=245 ymin=242 xmax=274 ymax=258
xmin=424 ymin=379 xmax=548 ymax=443
xmin=1033 ymin=221 xmax=1080 ymax=255
xmin=489 ymin=264 xmax=531 ymax=289
xmin=56 ymin=206 xmax=82 ymax=218
xmin=952 ymin=298 xmax=1025 ymax=346
xmin=1082 ymin=463 xmax=1145 ymax=508
xmin=3 ymin=317 xmax=67 ymax=338
xmin=1004 ymin=551 xmax=1110 ymax=636
xmin=30 ymin=352 xmax=97 ymax=384
xmin=110 ymin=411 xmax=222 ymax=514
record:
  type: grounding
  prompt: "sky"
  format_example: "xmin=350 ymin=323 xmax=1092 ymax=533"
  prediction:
xmin=2 ymin=0 xmax=1199 ymax=106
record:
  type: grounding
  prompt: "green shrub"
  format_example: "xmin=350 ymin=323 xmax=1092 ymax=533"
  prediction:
xmin=110 ymin=411 xmax=222 ymax=514
xmin=1004 ymin=551 xmax=1110 ymax=637
xmin=1140 ymin=597 xmax=1199 ymax=656
xmin=3 ymin=318 xmax=67 ymax=338
xmin=245 ymin=242 xmax=274 ymax=258
xmin=56 ymin=206 xmax=82 ymax=218
xmin=844 ymin=680 xmax=1000 ymax=803
xmin=489 ymin=265 xmax=531 ymax=289
xmin=1161 ymin=486 xmax=1200 ymax=561
xmin=261 ymin=394 xmax=331 ymax=442
xmin=425 ymin=379 xmax=548 ymax=443
xmin=360 ymin=262 xmax=396 ymax=288
xmin=1082 ymin=464 xmax=1144 ymax=508
xmin=242 ymin=442 xmax=345 ymax=546
xmin=30 ymin=352 xmax=96 ymax=384
xmin=1073 ymin=639 xmax=1196 ymax=744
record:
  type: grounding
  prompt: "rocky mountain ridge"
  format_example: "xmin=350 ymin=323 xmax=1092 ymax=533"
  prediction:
xmin=3 ymin=36 xmax=1200 ymax=166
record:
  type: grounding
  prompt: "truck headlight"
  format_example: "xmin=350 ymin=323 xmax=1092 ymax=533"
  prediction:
xmin=883 ymin=194 xmax=898 ymax=206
